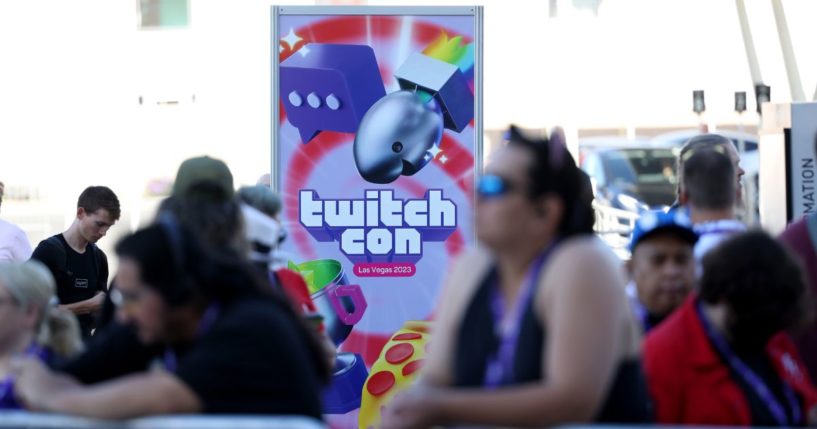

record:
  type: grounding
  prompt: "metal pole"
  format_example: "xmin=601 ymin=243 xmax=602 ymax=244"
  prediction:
xmin=475 ymin=6 xmax=484 ymax=177
xmin=271 ymin=6 xmax=280 ymax=192
xmin=735 ymin=0 xmax=762 ymax=85
xmin=771 ymin=0 xmax=806 ymax=101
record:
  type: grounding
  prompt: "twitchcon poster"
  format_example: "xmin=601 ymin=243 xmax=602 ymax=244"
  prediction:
xmin=273 ymin=7 xmax=481 ymax=428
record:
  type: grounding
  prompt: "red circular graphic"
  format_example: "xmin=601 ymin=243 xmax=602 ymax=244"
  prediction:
xmin=402 ymin=359 xmax=424 ymax=377
xmin=366 ymin=371 xmax=395 ymax=396
xmin=385 ymin=343 xmax=415 ymax=365
xmin=393 ymin=333 xmax=422 ymax=341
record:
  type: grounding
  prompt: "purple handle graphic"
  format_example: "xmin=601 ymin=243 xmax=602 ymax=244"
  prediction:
xmin=327 ymin=283 xmax=367 ymax=325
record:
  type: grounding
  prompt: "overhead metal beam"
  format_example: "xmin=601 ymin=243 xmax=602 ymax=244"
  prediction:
xmin=735 ymin=0 xmax=762 ymax=85
xmin=771 ymin=0 xmax=806 ymax=101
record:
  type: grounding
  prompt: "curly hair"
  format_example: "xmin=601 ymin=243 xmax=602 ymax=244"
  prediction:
xmin=699 ymin=230 xmax=812 ymax=349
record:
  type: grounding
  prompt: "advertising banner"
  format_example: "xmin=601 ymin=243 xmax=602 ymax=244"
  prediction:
xmin=789 ymin=102 xmax=817 ymax=218
xmin=272 ymin=6 xmax=482 ymax=428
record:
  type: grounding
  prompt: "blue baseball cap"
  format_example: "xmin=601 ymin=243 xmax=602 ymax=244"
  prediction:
xmin=630 ymin=209 xmax=698 ymax=252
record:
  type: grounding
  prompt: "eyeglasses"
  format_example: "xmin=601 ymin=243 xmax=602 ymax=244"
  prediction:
xmin=477 ymin=174 xmax=521 ymax=199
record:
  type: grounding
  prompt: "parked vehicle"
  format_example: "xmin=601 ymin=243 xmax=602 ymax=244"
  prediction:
xmin=579 ymin=139 xmax=677 ymax=250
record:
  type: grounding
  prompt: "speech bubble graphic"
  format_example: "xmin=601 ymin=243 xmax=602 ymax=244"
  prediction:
xmin=280 ymin=44 xmax=386 ymax=144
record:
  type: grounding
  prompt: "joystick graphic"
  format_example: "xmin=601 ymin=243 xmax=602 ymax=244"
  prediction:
xmin=353 ymin=90 xmax=443 ymax=184
xmin=279 ymin=36 xmax=474 ymax=184
xmin=354 ymin=53 xmax=474 ymax=184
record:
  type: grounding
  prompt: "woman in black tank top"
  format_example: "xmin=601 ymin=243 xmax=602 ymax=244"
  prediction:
xmin=382 ymin=126 xmax=651 ymax=428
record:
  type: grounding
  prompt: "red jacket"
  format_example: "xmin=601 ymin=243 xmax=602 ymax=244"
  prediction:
xmin=779 ymin=216 xmax=817 ymax=381
xmin=644 ymin=297 xmax=817 ymax=425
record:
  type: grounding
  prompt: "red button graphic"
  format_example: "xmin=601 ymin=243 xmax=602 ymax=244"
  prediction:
xmin=366 ymin=371 xmax=395 ymax=396
xmin=393 ymin=333 xmax=422 ymax=341
xmin=386 ymin=343 xmax=414 ymax=365
xmin=402 ymin=359 xmax=424 ymax=377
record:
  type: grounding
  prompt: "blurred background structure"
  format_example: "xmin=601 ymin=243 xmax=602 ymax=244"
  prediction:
xmin=2 ymin=0 xmax=816 ymax=264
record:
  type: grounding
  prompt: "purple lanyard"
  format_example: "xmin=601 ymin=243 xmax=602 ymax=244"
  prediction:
xmin=483 ymin=249 xmax=552 ymax=388
xmin=163 ymin=303 xmax=221 ymax=373
xmin=0 ymin=343 xmax=47 ymax=408
xmin=695 ymin=301 xmax=801 ymax=426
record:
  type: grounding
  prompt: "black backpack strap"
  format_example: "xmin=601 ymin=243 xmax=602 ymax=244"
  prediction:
xmin=44 ymin=235 xmax=68 ymax=273
xmin=92 ymin=244 xmax=108 ymax=292
xmin=88 ymin=242 xmax=99 ymax=271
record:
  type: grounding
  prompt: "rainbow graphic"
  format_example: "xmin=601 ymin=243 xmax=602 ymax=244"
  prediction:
xmin=423 ymin=32 xmax=475 ymax=72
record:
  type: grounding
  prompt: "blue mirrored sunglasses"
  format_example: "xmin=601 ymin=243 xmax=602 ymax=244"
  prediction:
xmin=477 ymin=174 xmax=515 ymax=198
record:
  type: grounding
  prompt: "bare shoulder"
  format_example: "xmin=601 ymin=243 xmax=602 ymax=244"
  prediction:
xmin=538 ymin=236 xmax=637 ymax=355
xmin=539 ymin=235 xmax=627 ymax=299
xmin=549 ymin=235 xmax=622 ymax=274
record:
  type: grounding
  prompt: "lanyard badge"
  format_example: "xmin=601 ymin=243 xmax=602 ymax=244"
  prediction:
xmin=696 ymin=301 xmax=801 ymax=426
xmin=483 ymin=248 xmax=552 ymax=388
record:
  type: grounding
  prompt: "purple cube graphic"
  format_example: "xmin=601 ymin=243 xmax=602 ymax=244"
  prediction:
xmin=280 ymin=44 xmax=386 ymax=143
xmin=395 ymin=53 xmax=474 ymax=133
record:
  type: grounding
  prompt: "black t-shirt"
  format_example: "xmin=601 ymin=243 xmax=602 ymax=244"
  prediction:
xmin=59 ymin=295 xmax=324 ymax=418
xmin=31 ymin=234 xmax=108 ymax=336
xmin=58 ymin=322 xmax=159 ymax=384
xmin=173 ymin=296 xmax=324 ymax=417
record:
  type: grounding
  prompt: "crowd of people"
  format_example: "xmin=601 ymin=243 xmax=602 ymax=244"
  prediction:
xmin=0 ymin=126 xmax=815 ymax=427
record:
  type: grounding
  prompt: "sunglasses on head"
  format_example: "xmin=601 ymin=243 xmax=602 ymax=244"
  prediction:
xmin=477 ymin=174 xmax=518 ymax=198
xmin=680 ymin=142 xmax=727 ymax=163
